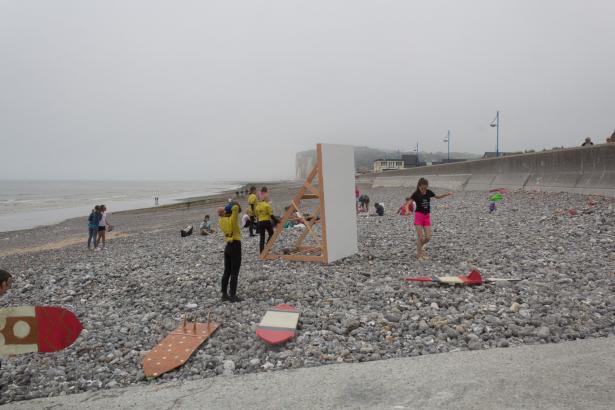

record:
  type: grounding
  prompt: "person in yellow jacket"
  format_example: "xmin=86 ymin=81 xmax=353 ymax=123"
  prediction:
xmin=247 ymin=186 xmax=258 ymax=237
xmin=217 ymin=202 xmax=242 ymax=302
xmin=255 ymin=187 xmax=275 ymax=254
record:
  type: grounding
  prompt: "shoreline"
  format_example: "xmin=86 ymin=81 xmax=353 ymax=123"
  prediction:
xmin=0 ymin=180 xmax=297 ymax=256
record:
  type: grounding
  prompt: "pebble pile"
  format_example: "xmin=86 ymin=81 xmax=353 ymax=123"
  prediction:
xmin=1 ymin=188 xmax=614 ymax=404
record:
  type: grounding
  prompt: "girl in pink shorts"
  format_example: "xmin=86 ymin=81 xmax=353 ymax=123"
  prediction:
xmin=410 ymin=178 xmax=452 ymax=260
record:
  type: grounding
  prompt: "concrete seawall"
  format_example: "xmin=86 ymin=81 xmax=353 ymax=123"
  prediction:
xmin=359 ymin=144 xmax=615 ymax=196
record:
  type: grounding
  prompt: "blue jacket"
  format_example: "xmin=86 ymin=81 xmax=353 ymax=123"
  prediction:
xmin=88 ymin=212 xmax=100 ymax=229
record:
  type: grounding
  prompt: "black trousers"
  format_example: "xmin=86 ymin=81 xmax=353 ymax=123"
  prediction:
xmin=249 ymin=215 xmax=257 ymax=236
xmin=222 ymin=241 xmax=241 ymax=296
xmin=258 ymin=220 xmax=274 ymax=253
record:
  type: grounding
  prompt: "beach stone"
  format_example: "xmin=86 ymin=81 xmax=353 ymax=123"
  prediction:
xmin=510 ymin=302 xmax=521 ymax=313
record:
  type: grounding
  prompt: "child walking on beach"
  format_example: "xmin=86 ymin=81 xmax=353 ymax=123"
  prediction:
xmin=410 ymin=178 xmax=452 ymax=260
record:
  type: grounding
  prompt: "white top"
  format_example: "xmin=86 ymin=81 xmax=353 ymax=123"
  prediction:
xmin=99 ymin=212 xmax=107 ymax=227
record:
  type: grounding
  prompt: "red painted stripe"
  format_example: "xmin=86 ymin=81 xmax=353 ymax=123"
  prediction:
xmin=256 ymin=328 xmax=295 ymax=345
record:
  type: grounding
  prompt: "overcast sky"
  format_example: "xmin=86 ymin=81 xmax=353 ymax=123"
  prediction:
xmin=1 ymin=0 xmax=614 ymax=180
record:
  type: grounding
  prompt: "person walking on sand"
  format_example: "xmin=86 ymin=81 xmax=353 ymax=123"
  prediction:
xmin=218 ymin=202 xmax=242 ymax=302
xmin=87 ymin=206 xmax=100 ymax=249
xmin=96 ymin=205 xmax=113 ymax=250
xmin=247 ymin=186 xmax=258 ymax=237
xmin=410 ymin=178 xmax=452 ymax=260
xmin=255 ymin=187 xmax=274 ymax=254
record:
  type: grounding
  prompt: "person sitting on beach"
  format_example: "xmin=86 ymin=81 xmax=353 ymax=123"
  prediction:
xmin=87 ymin=206 xmax=100 ymax=249
xmin=397 ymin=197 xmax=414 ymax=216
xmin=374 ymin=202 xmax=385 ymax=216
xmin=0 ymin=269 xmax=12 ymax=296
xmin=581 ymin=137 xmax=594 ymax=146
xmin=218 ymin=202 xmax=242 ymax=302
xmin=255 ymin=187 xmax=274 ymax=254
xmin=96 ymin=205 xmax=113 ymax=250
xmin=358 ymin=194 xmax=370 ymax=213
xmin=241 ymin=213 xmax=251 ymax=229
xmin=199 ymin=215 xmax=213 ymax=235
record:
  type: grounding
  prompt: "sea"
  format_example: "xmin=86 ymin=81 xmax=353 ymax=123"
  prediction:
xmin=0 ymin=180 xmax=243 ymax=233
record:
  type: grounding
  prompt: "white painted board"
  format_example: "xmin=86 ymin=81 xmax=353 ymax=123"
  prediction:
xmin=319 ymin=144 xmax=358 ymax=263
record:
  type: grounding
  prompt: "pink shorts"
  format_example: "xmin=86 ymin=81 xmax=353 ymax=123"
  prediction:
xmin=414 ymin=212 xmax=431 ymax=227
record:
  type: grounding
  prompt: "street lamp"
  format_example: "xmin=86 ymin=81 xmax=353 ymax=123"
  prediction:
xmin=443 ymin=130 xmax=450 ymax=162
xmin=413 ymin=142 xmax=419 ymax=167
xmin=490 ymin=111 xmax=500 ymax=157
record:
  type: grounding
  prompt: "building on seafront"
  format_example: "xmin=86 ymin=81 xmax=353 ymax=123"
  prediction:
xmin=373 ymin=159 xmax=405 ymax=172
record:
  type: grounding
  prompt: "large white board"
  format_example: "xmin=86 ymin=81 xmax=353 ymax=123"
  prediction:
xmin=319 ymin=144 xmax=358 ymax=263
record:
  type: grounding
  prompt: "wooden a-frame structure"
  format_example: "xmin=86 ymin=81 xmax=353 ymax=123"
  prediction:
xmin=260 ymin=145 xmax=329 ymax=263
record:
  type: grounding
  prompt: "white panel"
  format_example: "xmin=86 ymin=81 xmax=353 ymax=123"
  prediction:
xmin=320 ymin=144 xmax=358 ymax=263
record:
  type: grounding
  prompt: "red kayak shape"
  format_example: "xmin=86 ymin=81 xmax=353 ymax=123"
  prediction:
xmin=256 ymin=304 xmax=300 ymax=345
xmin=0 ymin=306 xmax=83 ymax=355
xmin=404 ymin=270 xmax=521 ymax=286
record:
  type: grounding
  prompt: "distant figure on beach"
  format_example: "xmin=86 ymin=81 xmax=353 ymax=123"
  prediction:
xmin=0 ymin=269 xmax=12 ymax=296
xmin=96 ymin=205 xmax=113 ymax=250
xmin=255 ymin=187 xmax=274 ymax=254
xmin=358 ymin=194 xmax=370 ymax=213
xmin=397 ymin=197 xmax=414 ymax=216
xmin=411 ymin=178 xmax=452 ymax=260
xmin=374 ymin=202 xmax=385 ymax=216
xmin=154 ymin=196 xmax=159 ymax=206
xmin=581 ymin=137 xmax=594 ymax=146
xmin=199 ymin=215 xmax=213 ymax=235
xmin=218 ymin=202 xmax=242 ymax=302
xmin=241 ymin=213 xmax=250 ymax=228
xmin=247 ymin=186 xmax=258 ymax=237
xmin=87 ymin=206 xmax=100 ymax=249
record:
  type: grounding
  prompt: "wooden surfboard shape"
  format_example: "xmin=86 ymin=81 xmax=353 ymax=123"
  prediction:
xmin=143 ymin=320 xmax=220 ymax=378
xmin=256 ymin=304 xmax=300 ymax=345
xmin=0 ymin=306 xmax=83 ymax=355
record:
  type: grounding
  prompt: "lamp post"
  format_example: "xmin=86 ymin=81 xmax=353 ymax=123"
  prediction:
xmin=490 ymin=111 xmax=500 ymax=157
xmin=443 ymin=130 xmax=450 ymax=162
xmin=414 ymin=142 xmax=419 ymax=167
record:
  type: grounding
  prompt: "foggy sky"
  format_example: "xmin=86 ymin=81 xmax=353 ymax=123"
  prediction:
xmin=1 ymin=0 xmax=614 ymax=180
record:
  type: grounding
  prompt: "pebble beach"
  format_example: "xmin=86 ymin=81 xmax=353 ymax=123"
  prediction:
xmin=1 ymin=184 xmax=614 ymax=405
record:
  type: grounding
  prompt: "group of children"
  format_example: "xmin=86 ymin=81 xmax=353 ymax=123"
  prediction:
xmin=87 ymin=205 xmax=113 ymax=250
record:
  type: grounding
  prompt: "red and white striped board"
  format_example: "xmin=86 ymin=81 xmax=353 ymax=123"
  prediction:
xmin=256 ymin=304 xmax=300 ymax=345
xmin=0 ymin=306 xmax=82 ymax=355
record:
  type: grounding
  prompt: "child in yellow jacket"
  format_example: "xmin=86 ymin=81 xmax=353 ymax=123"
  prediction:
xmin=218 ymin=202 xmax=242 ymax=302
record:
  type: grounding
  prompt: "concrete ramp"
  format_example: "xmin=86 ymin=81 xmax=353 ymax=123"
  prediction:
xmin=9 ymin=338 xmax=615 ymax=410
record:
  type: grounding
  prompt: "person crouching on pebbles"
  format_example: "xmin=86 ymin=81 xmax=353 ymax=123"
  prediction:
xmin=410 ymin=178 xmax=452 ymax=260
xmin=218 ymin=202 xmax=242 ymax=302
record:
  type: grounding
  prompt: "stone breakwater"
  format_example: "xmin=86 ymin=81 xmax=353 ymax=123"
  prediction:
xmin=1 ymin=187 xmax=614 ymax=404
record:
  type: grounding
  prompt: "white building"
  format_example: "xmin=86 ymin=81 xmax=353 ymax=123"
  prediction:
xmin=373 ymin=159 xmax=405 ymax=173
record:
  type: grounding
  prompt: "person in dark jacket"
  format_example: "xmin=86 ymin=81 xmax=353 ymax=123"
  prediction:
xmin=87 ymin=206 xmax=100 ymax=249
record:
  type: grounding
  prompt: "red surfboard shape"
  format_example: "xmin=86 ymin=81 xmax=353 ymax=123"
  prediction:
xmin=404 ymin=270 xmax=521 ymax=286
xmin=256 ymin=304 xmax=300 ymax=345
xmin=0 ymin=306 xmax=83 ymax=355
